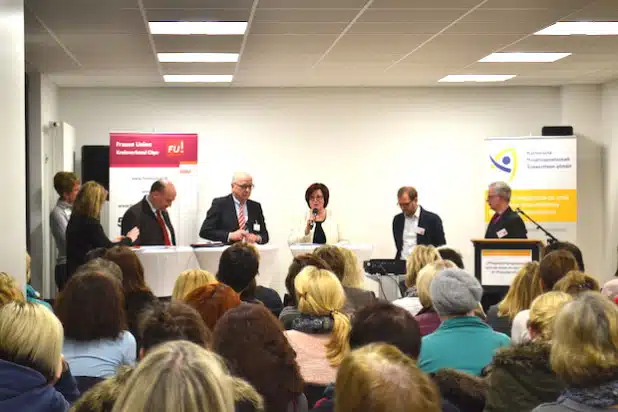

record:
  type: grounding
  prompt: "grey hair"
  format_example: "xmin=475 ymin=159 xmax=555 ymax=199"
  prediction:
xmin=489 ymin=181 xmax=511 ymax=202
xmin=231 ymin=172 xmax=251 ymax=184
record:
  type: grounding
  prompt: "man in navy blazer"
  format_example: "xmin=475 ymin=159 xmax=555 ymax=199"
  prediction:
xmin=393 ymin=187 xmax=446 ymax=260
xmin=199 ymin=172 xmax=269 ymax=244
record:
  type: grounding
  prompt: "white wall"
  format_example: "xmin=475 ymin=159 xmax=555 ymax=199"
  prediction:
xmin=603 ymin=81 xmax=618 ymax=280
xmin=0 ymin=0 xmax=27 ymax=289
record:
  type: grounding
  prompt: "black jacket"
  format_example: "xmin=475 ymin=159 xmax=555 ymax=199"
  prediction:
xmin=121 ymin=197 xmax=176 ymax=246
xmin=199 ymin=194 xmax=269 ymax=244
xmin=484 ymin=207 xmax=527 ymax=239
xmin=393 ymin=207 xmax=446 ymax=260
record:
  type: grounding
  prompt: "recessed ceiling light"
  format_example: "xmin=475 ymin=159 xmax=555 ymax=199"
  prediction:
xmin=479 ymin=52 xmax=571 ymax=63
xmin=157 ymin=53 xmax=239 ymax=63
xmin=149 ymin=21 xmax=248 ymax=35
xmin=438 ymin=75 xmax=516 ymax=83
xmin=163 ymin=75 xmax=233 ymax=83
xmin=535 ymin=22 xmax=618 ymax=36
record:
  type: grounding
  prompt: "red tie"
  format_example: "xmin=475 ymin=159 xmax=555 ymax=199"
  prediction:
xmin=156 ymin=210 xmax=172 ymax=246
xmin=238 ymin=203 xmax=246 ymax=230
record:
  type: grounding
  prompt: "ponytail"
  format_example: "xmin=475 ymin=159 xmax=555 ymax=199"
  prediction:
xmin=325 ymin=310 xmax=351 ymax=367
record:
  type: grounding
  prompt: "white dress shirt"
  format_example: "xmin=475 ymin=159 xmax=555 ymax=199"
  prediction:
xmin=401 ymin=207 xmax=421 ymax=259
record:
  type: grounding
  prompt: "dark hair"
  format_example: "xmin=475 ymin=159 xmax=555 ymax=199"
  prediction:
xmin=71 ymin=366 xmax=134 ymax=412
xmin=183 ymin=283 xmax=241 ymax=330
xmin=140 ymin=301 xmax=211 ymax=354
xmin=85 ymin=247 xmax=108 ymax=262
xmin=104 ymin=246 xmax=151 ymax=294
xmin=543 ymin=241 xmax=584 ymax=271
xmin=285 ymin=254 xmax=331 ymax=306
xmin=216 ymin=243 xmax=259 ymax=293
xmin=313 ymin=245 xmax=346 ymax=280
xmin=53 ymin=171 xmax=78 ymax=197
xmin=349 ymin=301 xmax=422 ymax=359
xmin=397 ymin=186 xmax=418 ymax=201
xmin=55 ymin=272 xmax=127 ymax=341
xmin=438 ymin=247 xmax=464 ymax=269
xmin=430 ymin=369 xmax=488 ymax=412
xmin=539 ymin=250 xmax=579 ymax=292
xmin=75 ymin=258 xmax=123 ymax=283
xmin=213 ymin=304 xmax=304 ymax=412
xmin=305 ymin=183 xmax=330 ymax=208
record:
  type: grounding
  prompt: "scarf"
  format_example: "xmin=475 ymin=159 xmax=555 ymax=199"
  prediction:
xmin=405 ymin=286 xmax=419 ymax=298
xmin=291 ymin=313 xmax=334 ymax=334
xmin=561 ymin=379 xmax=618 ymax=408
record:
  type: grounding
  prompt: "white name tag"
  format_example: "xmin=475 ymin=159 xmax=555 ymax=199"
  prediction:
xmin=415 ymin=227 xmax=426 ymax=235
xmin=253 ymin=223 xmax=261 ymax=232
xmin=497 ymin=228 xmax=508 ymax=238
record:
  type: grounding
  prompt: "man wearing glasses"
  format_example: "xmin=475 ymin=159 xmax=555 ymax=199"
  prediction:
xmin=199 ymin=172 xmax=269 ymax=244
xmin=393 ymin=186 xmax=446 ymax=260
xmin=485 ymin=181 xmax=527 ymax=239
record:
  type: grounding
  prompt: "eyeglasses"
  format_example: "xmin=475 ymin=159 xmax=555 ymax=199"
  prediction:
xmin=310 ymin=195 xmax=324 ymax=201
xmin=234 ymin=183 xmax=254 ymax=190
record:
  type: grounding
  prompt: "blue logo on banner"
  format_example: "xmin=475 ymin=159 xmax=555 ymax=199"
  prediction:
xmin=490 ymin=148 xmax=517 ymax=181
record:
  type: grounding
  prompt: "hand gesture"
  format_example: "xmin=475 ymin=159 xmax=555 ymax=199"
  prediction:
xmin=245 ymin=233 xmax=260 ymax=244
xmin=229 ymin=229 xmax=248 ymax=242
xmin=127 ymin=227 xmax=140 ymax=242
xmin=305 ymin=214 xmax=316 ymax=235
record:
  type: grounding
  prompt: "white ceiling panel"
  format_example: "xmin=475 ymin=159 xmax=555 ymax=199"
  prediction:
xmin=370 ymin=0 xmax=481 ymax=8
xmin=480 ymin=0 xmax=596 ymax=10
xmin=250 ymin=22 xmax=348 ymax=35
xmin=144 ymin=0 xmax=255 ymax=8
xmin=153 ymin=36 xmax=244 ymax=52
xmin=504 ymin=36 xmax=618 ymax=54
xmin=348 ymin=22 xmax=449 ymax=35
xmin=145 ymin=9 xmax=252 ymax=22
xmin=568 ymin=0 xmax=618 ymax=20
xmin=258 ymin=0 xmax=367 ymax=8
xmin=253 ymin=9 xmax=359 ymax=23
xmin=358 ymin=9 xmax=466 ymax=22
xmin=26 ymin=7 xmax=146 ymax=34
xmin=242 ymin=34 xmax=339 ymax=54
xmin=324 ymin=34 xmax=431 ymax=63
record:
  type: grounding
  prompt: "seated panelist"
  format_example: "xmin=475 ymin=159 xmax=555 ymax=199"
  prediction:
xmin=288 ymin=183 xmax=346 ymax=245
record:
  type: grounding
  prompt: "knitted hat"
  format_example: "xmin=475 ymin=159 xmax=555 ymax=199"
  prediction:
xmin=430 ymin=268 xmax=483 ymax=316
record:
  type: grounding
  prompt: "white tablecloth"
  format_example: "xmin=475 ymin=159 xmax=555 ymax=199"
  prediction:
xmin=133 ymin=246 xmax=200 ymax=297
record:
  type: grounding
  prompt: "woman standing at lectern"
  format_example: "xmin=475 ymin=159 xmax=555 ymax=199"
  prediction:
xmin=288 ymin=183 xmax=346 ymax=245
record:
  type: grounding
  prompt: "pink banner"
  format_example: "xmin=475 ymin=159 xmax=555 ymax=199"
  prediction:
xmin=110 ymin=133 xmax=198 ymax=168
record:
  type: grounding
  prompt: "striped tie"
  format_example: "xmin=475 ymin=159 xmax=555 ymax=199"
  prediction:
xmin=238 ymin=203 xmax=246 ymax=230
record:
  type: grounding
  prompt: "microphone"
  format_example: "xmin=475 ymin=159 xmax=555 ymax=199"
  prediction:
xmin=310 ymin=208 xmax=318 ymax=229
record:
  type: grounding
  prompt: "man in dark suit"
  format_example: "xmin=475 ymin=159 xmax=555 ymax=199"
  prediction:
xmin=121 ymin=179 xmax=177 ymax=246
xmin=393 ymin=187 xmax=446 ymax=260
xmin=485 ymin=181 xmax=527 ymax=239
xmin=199 ymin=172 xmax=269 ymax=244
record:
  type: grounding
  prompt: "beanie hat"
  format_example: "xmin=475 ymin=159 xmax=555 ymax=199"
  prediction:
xmin=430 ymin=268 xmax=483 ymax=316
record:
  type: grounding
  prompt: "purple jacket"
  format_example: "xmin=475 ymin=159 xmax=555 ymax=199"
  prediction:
xmin=415 ymin=307 xmax=442 ymax=337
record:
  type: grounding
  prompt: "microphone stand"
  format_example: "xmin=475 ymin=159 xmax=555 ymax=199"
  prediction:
xmin=516 ymin=207 xmax=559 ymax=244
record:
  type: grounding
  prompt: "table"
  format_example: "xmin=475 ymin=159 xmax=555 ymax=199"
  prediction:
xmin=133 ymin=246 xmax=200 ymax=297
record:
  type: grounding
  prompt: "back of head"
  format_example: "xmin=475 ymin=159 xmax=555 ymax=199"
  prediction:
xmin=437 ymin=247 xmax=464 ymax=269
xmin=285 ymin=254 xmax=331 ymax=305
xmin=338 ymin=247 xmax=365 ymax=289
xmin=172 ymin=269 xmax=216 ymax=301
xmin=527 ymin=291 xmax=572 ymax=342
xmin=417 ymin=261 xmax=457 ymax=309
xmin=0 ymin=301 xmax=63 ymax=382
xmin=217 ymin=243 xmax=259 ymax=294
xmin=498 ymin=261 xmax=543 ymax=319
xmin=104 ymin=246 xmax=149 ymax=294
xmin=539 ymin=250 xmax=579 ymax=292
xmin=313 ymin=245 xmax=346 ymax=280
xmin=543 ymin=241 xmax=584 ymax=271
xmin=85 ymin=247 xmax=109 ymax=263
xmin=550 ymin=292 xmax=618 ymax=386
xmin=183 ymin=283 xmax=241 ymax=330
xmin=55 ymin=271 xmax=127 ymax=341
xmin=553 ymin=270 xmax=600 ymax=296
xmin=335 ymin=343 xmax=441 ymax=412
xmin=430 ymin=268 xmax=483 ymax=317
xmin=140 ymin=301 xmax=211 ymax=354
xmin=72 ymin=366 xmax=134 ymax=412
xmin=0 ymin=272 xmax=24 ymax=306
xmin=349 ymin=302 xmax=421 ymax=359
xmin=73 ymin=181 xmax=107 ymax=218
xmin=75 ymin=258 xmax=123 ymax=283
xmin=406 ymin=245 xmax=441 ymax=288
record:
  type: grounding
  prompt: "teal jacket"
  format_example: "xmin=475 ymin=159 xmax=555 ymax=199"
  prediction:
xmin=26 ymin=285 xmax=53 ymax=311
xmin=418 ymin=316 xmax=510 ymax=376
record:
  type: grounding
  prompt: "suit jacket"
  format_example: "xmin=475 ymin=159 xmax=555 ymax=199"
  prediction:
xmin=199 ymin=194 xmax=269 ymax=244
xmin=393 ymin=207 xmax=446 ymax=260
xmin=121 ymin=197 xmax=176 ymax=246
xmin=485 ymin=207 xmax=527 ymax=239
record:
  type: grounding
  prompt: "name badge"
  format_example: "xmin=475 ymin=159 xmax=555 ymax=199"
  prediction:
xmin=253 ymin=223 xmax=261 ymax=232
xmin=415 ymin=227 xmax=426 ymax=235
xmin=497 ymin=228 xmax=508 ymax=238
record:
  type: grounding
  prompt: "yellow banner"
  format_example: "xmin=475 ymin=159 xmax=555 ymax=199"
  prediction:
xmin=485 ymin=189 xmax=577 ymax=223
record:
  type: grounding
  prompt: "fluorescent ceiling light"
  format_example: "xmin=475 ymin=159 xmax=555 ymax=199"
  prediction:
xmin=439 ymin=74 xmax=516 ymax=83
xmin=535 ymin=22 xmax=618 ymax=36
xmin=479 ymin=52 xmax=571 ymax=63
xmin=163 ymin=75 xmax=233 ymax=83
xmin=149 ymin=21 xmax=247 ymax=35
xmin=157 ymin=53 xmax=239 ymax=63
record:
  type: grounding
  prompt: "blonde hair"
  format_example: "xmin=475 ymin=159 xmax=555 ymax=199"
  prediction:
xmin=553 ymin=270 xmax=600 ymax=296
xmin=550 ymin=292 xmax=618 ymax=386
xmin=417 ymin=260 xmax=456 ymax=309
xmin=172 ymin=269 xmax=216 ymax=301
xmin=295 ymin=266 xmax=351 ymax=367
xmin=497 ymin=262 xmax=543 ymax=319
xmin=405 ymin=245 xmax=441 ymax=288
xmin=112 ymin=340 xmax=263 ymax=412
xmin=527 ymin=291 xmax=572 ymax=341
xmin=0 ymin=272 xmax=24 ymax=306
xmin=0 ymin=302 xmax=63 ymax=381
xmin=335 ymin=343 xmax=441 ymax=412
xmin=338 ymin=247 xmax=365 ymax=289
xmin=26 ymin=252 xmax=31 ymax=284
xmin=73 ymin=181 xmax=107 ymax=218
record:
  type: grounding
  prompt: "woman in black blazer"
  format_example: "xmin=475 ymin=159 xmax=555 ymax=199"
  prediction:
xmin=65 ymin=181 xmax=139 ymax=282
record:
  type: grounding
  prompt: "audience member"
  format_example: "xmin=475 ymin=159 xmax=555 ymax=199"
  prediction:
xmin=415 ymin=260 xmax=457 ymax=335
xmin=0 ymin=301 xmax=79 ymax=411
xmin=246 ymin=244 xmax=284 ymax=317
xmin=430 ymin=368 xmax=487 ymax=412
xmin=50 ymin=171 xmax=79 ymax=290
xmin=0 ymin=271 xmax=24 ymax=306
xmin=55 ymin=272 xmax=135 ymax=379
xmin=71 ymin=366 xmax=133 ymax=412
xmin=171 ymin=269 xmax=215 ymax=301
xmin=552 ymin=270 xmax=600 ymax=295
xmin=484 ymin=292 xmax=573 ymax=412
xmin=284 ymin=266 xmax=351 ymax=386
xmin=73 ymin=258 xmax=123 ymax=283
xmin=438 ymin=246 xmax=465 ymax=269
xmin=111 ymin=341 xmax=263 ymax=412
xmin=601 ymin=278 xmax=618 ymax=300
xmin=84 ymin=247 xmax=109 ymax=263
xmin=313 ymin=245 xmax=376 ymax=313
xmin=335 ymin=344 xmax=442 ymax=412
xmin=543 ymin=241 xmax=584 ymax=271
xmin=338 ymin=246 xmax=366 ymax=289
xmin=393 ymin=244 xmax=441 ymax=314
xmin=25 ymin=252 xmax=52 ymax=310
xmin=533 ymin=292 xmax=618 ymax=411
xmin=486 ymin=262 xmax=542 ymax=336
xmin=213 ymin=304 xmax=307 ymax=412
xmin=183 ymin=282 xmax=241 ymax=330
xmin=418 ymin=268 xmax=510 ymax=376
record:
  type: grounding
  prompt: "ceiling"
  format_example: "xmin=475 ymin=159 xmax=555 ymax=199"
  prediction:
xmin=24 ymin=0 xmax=618 ymax=87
